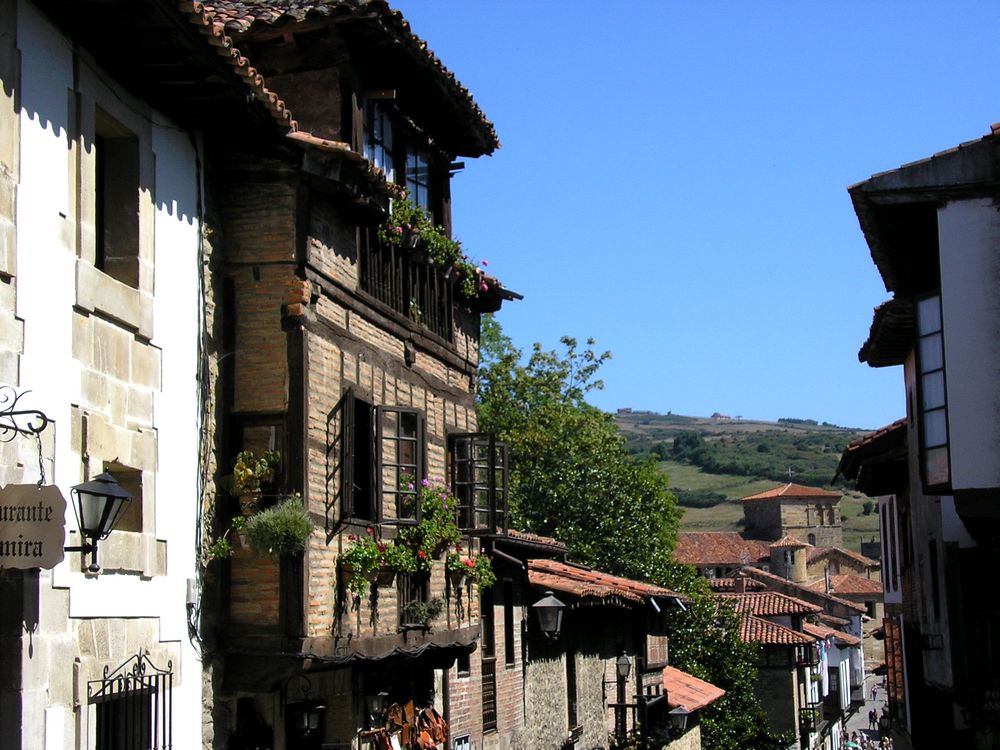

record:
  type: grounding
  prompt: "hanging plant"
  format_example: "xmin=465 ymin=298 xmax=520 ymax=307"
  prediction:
xmin=377 ymin=193 xmax=492 ymax=300
xmin=244 ymin=495 xmax=314 ymax=556
xmin=396 ymin=479 xmax=462 ymax=569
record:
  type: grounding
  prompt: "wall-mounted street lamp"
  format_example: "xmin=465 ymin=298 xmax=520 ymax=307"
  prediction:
xmin=64 ymin=472 xmax=132 ymax=573
xmin=669 ymin=706 xmax=690 ymax=733
xmin=616 ymin=652 xmax=632 ymax=680
xmin=282 ymin=674 xmax=326 ymax=742
xmin=532 ymin=590 xmax=566 ymax=639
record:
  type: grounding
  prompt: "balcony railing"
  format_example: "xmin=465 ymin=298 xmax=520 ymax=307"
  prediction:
xmin=358 ymin=227 xmax=454 ymax=342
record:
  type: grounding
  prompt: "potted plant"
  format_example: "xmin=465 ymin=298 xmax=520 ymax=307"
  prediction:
xmin=224 ymin=450 xmax=280 ymax=515
xmin=340 ymin=530 xmax=382 ymax=595
xmin=469 ymin=553 xmax=497 ymax=589
xmin=244 ymin=495 xmax=313 ymax=556
xmin=377 ymin=543 xmax=417 ymax=586
xmin=206 ymin=536 xmax=234 ymax=560
xmin=446 ymin=548 xmax=475 ymax=589
xmin=396 ymin=479 xmax=462 ymax=569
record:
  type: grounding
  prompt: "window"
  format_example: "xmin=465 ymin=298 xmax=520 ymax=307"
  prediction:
xmin=807 ymin=533 xmax=816 ymax=546
xmin=916 ymin=294 xmax=949 ymax=487
xmin=328 ymin=391 xmax=424 ymax=524
xmin=816 ymin=504 xmax=825 ymax=526
xmin=406 ymin=150 xmax=433 ymax=214
xmin=363 ymin=101 xmax=394 ymax=181
xmin=503 ymin=580 xmax=516 ymax=667
xmin=89 ymin=653 xmax=172 ymax=750
xmin=104 ymin=462 xmax=142 ymax=533
xmin=398 ymin=572 xmax=430 ymax=628
xmin=456 ymin=651 xmax=470 ymax=677
xmin=93 ymin=108 xmax=140 ymax=289
xmin=449 ymin=434 xmax=508 ymax=533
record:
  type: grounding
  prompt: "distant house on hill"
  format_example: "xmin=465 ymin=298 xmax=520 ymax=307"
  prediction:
xmin=711 ymin=412 xmax=732 ymax=421
xmin=617 ymin=407 xmax=633 ymax=414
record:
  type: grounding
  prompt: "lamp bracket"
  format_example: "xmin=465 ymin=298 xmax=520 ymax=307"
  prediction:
xmin=0 ymin=387 xmax=51 ymax=442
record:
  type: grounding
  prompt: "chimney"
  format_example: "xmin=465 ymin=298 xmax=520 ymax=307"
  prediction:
xmin=734 ymin=574 xmax=747 ymax=594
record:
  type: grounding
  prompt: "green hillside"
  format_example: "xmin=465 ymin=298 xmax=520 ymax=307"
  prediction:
xmin=615 ymin=411 xmax=880 ymax=549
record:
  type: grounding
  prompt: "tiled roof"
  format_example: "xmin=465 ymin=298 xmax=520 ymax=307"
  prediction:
xmin=770 ymin=535 xmax=808 ymax=549
xmin=708 ymin=577 xmax=766 ymax=592
xmin=527 ymin=559 xmax=682 ymax=606
xmin=740 ymin=566 xmax=867 ymax=614
xmin=819 ymin=613 xmax=851 ymax=628
xmin=181 ymin=1 xmax=297 ymax=130
xmin=661 ymin=666 xmax=726 ymax=712
xmin=807 ymin=573 xmax=884 ymax=596
xmin=802 ymin=621 xmax=861 ymax=647
xmin=739 ymin=615 xmax=815 ymax=646
xmin=717 ymin=591 xmax=822 ymax=617
xmin=807 ymin=546 xmax=880 ymax=568
xmin=741 ymin=483 xmax=841 ymax=502
xmin=505 ymin=529 xmax=568 ymax=552
xmin=674 ymin=533 xmax=771 ymax=566
xmin=199 ymin=0 xmax=499 ymax=153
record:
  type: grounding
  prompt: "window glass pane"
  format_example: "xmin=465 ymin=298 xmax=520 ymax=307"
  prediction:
xmin=921 ymin=371 xmax=946 ymax=411
xmin=916 ymin=295 xmax=941 ymax=336
xmin=919 ymin=333 xmax=943 ymax=373
xmin=925 ymin=446 xmax=949 ymax=486
xmin=406 ymin=150 xmax=431 ymax=212
xmin=923 ymin=408 xmax=948 ymax=448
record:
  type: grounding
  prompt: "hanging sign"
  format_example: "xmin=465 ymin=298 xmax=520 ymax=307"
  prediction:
xmin=0 ymin=484 xmax=67 ymax=569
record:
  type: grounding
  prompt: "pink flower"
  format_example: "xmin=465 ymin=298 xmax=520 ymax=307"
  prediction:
xmin=480 ymin=281 xmax=489 ymax=292
xmin=366 ymin=527 xmax=375 ymax=537
xmin=481 ymin=259 xmax=489 ymax=267
xmin=393 ymin=225 xmax=403 ymax=235
xmin=348 ymin=534 xmax=357 ymax=541
xmin=421 ymin=478 xmax=430 ymax=487
xmin=464 ymin=558 xmax=475 ymax=569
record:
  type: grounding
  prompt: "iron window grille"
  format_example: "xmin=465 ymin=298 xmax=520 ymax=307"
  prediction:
xmin=449 ymin=434 xmax=508 ymax=534
xmin=88 ymin=652 xmax=173 ymax=750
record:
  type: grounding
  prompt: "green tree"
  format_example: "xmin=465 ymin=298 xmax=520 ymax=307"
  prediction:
xmin=477 ymin=317 xmax=787 ymax=750
xmin=477 ymin=317 xmax=682 ymax=583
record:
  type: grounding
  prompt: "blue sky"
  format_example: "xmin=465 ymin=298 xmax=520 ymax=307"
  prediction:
xmin=394 ymin=2 xmax=1000 ymax=430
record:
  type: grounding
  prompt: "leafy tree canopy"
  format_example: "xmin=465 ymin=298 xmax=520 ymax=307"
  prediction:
xmin=477 ymin=316 xmax=788 ymax=750
xmin=477 ymin=316 xmax=683 ymax=584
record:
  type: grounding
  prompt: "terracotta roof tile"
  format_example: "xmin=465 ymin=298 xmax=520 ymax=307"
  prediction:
xmin=674 ymin=533 xmax=771 ymax=566
xmin=739 ymin=615 xmax=815 ymax=646
xmin=506 ymin=529 xmax=567 ymax=551
xmin=802 ymin=621 xmax=861 ymax=647
xmin=717 ymin=591 xmax=822 ymax=617
xmin=806 ymin=546 xmax=879 ymax=568
xmin=661 ymin=666 xmax=726 ymax=712
xmin=708 ymin=577 xmax=766 ymax=592
xmin=182 ymin=1 xmax=297 ymax=130
xmin=200 ymin=0 xmax=498 ymax=153
xmin=807 ymin=573 xmax=883 ymax=596
xmin=770 ymin=535 xmax=808 ymax=549
xmin=740 ymin=566 xmax=867 ymax=614
xmin=741 ymin=483 xmax=841 ymax=502
xmin=527 ymin=559 xmax=682 ymax=605
xmin=819 ymin=613 xmax=851 ymax=628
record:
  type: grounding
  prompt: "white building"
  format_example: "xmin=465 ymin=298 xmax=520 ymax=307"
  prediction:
xmin=0 ymin=2 xmax=292 ymax=747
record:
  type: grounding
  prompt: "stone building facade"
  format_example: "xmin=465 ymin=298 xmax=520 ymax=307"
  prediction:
xmin=742 ymin=483 xmax=844 ymax=548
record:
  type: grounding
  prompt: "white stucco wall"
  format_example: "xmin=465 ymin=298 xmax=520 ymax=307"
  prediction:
xmin=11 ymin=2 xmax=202 ymax=747
xmin=937 ymin=198 xmax=1000 ymax=491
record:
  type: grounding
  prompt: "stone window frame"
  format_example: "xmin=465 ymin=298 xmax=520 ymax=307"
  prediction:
xmin=71 ymin=407 xmax=164 ymax=577
xmin=74 ymin=59 xmax=155 ymax=338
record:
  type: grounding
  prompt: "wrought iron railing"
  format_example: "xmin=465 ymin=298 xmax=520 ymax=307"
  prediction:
xmin=88 ymin=652 xmax=173 ymax=750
